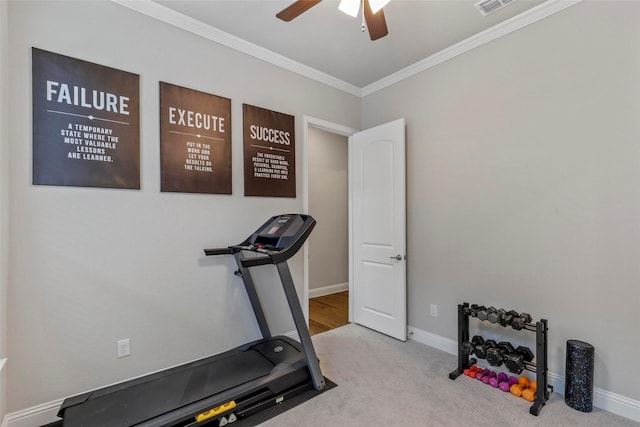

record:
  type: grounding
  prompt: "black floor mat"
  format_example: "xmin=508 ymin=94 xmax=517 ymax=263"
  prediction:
xmin=41 ymin=377 xmax=336 ymax=427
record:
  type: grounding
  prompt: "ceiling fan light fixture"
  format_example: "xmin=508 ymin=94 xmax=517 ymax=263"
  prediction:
xmin=368 ymin=0 xmax=390 ymax=14
xmin=339 ymin=0 xmax=361 ymax=17
xmin=277 ymin=0 xmax=390 ymax=41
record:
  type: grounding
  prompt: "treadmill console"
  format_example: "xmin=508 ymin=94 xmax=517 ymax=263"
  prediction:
xmin=249 ymin=215 xmax=304 ymax=250
xmin=205 ymin=214 xmax=315 ymax=265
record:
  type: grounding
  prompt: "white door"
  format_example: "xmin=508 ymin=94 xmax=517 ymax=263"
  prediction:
xmin=350 ymin=118 xmax=406 ymax=341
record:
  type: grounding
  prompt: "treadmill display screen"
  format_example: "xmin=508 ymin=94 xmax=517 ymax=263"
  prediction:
xmin=264 ymin=216 xmax=292 ymax=236
xmin=251 ymin=215 xmax=304 ymax=250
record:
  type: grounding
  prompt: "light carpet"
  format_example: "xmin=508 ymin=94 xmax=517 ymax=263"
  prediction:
xmin=261 ymin=324 xmax=638 ymax=427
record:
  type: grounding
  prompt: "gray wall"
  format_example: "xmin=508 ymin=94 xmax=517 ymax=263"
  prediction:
xmin=6 ymin=0 xmax=360 ymax=412
xmin=362 ymin=1 xmax=640 ymax=401
xmin=0 ymin=0 xmax=8 ymax=421
xmin=308 ymin=127 xmax=349 ymax=291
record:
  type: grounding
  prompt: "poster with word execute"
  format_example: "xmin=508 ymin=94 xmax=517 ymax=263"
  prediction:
xmin=32 ymin=48 xmax=140 ymax=189
xmin=243 ymin=104 xmax=295 ymax=198
xmin=160 ymin=82 xmax=231 ymax=194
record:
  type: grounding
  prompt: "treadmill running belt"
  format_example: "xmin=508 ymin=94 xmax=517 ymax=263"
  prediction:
xmin=64 ymin=350 xmax=273 ymax=427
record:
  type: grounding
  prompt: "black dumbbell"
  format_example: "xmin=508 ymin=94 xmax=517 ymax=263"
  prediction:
xmin=468 ymin=304 xmax=485 ymax=318
xmin=511 ymin=313 xmax=533 ymax=330
xmin=475 ymin=339 xmax=497 ymax=359
xmin=499 ymin=310 xmax=520 ymax=327
xmin=468 ymin=304 xmax=480 ymax=317
xmin=463 ymin=304 xmax=475 ymax=316
xmin=477 ymin=306 xmax=496 ymax=321
xmin=504 ymin=346 xmax=534 ymax=374
xmin=486 ymin=341 xmax=515 ymax=367
xmin=461 ymin=335 xmax=484 ymax=355
xmin=488 ymin=308 xmax=506 ymax=324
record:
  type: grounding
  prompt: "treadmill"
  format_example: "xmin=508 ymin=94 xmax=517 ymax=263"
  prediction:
xmin=57 ymin=214 xmax=325 ymax=427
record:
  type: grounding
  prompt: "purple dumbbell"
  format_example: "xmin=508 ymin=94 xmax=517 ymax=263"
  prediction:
xmin=477 ymin=368 xmax=491 ymax=381
xmin=492 ymin=373 xmax=507 ymax=388
xmin=482 ymin=371 xmax=496 ymax=384
xmin=498 ymin=373 xmax=516 ymax=392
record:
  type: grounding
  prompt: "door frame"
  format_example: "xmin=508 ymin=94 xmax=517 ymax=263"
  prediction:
xmin=301 ymin=116 xmax=358 ymax=322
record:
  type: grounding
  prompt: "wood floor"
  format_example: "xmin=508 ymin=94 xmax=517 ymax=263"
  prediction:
xmin=309 ymin=291 xmax=349 ymax=335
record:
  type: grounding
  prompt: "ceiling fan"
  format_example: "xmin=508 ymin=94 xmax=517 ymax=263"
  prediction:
xmin=276 ymin=0 xmax=390 ymax=41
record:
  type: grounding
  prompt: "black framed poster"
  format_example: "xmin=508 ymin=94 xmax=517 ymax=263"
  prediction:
xmin=243 ymin=104 xmax=295 ymax=197
xmin=159 ymin=82 xmax=232 ymax=194
xmin=32 ymin=48 xmax=140 ymax=189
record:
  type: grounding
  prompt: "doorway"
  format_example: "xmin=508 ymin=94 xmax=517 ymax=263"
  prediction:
xmin=303 ymin=117 xmax=357 ymax=334
xmin=302 ymin=117 xmax=407 ymax=340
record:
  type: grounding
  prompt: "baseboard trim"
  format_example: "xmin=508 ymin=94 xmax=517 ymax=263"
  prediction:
xmin=407 ymin=325 xmax=640 ymax=423
xmin=3 ymin=398 xmax=62 ymax=427
xmin=407 ymin=325 xmax=458 ymax=355
xmin=593 ymin=385 xmax=640 ymax=422
xmin=308 ymin=282 xmax=348 ymax=299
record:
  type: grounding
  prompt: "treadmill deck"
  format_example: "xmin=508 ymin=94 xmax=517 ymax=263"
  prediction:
xmin=60 ymin=337 xmax=305 ymax=427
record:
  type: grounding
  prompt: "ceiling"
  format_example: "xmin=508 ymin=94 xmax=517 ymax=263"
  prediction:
xmin=151 ymin=0 xmax=546 ymax=90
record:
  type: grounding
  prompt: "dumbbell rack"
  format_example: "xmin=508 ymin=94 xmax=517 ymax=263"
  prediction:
xmin=448 ymin=302 xmax=552 ymax=416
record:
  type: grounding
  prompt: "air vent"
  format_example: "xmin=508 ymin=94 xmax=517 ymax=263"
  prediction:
xmin=474 ymin=0 xmax=517 ymax=16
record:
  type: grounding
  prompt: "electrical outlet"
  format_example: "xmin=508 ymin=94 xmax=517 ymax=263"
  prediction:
xmin=117 ymin=338 xmax=130 ymax=358
xmin=430 ymin=304 xmax=438 ymax=317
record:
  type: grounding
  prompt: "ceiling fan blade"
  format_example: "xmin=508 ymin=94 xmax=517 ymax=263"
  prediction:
xmin=276 ymin=0 xmax=322 ymax=22
xmin=363 ymin=0 xmax=389 ymax=41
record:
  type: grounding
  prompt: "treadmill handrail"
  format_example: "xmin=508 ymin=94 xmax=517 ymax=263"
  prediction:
xmin=203 ymin=246 xmax=273 ymax=268
xmin=239 ymin=256 xmax=272 ymax=268
xmin=203 ymin=248 xmax=233 ymax=256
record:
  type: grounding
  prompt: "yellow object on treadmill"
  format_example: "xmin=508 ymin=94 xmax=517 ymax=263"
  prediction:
xmin=195 ymin=401 xmax=236 ymax=422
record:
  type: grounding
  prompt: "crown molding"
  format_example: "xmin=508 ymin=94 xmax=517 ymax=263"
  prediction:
xmin=109 ymin=0 xmax=362 ymax=97
xmin=360 ymin=0 xmax=583 ymax=96
xmin=111 ymin=0 xmax=581 ymax=99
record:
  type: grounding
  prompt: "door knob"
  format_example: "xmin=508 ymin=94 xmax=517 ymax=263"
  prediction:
xmin=390 ymin=254 xmax=403 ymax=261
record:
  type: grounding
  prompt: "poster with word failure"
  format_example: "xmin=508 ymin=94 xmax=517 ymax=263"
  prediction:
xmin=160 ymin=82 xmax=231 ymax=194
xmin=32 ymin=48 xmax=140 ymax=189
xmin=243 ymin=104 xmax=295 ymax=197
